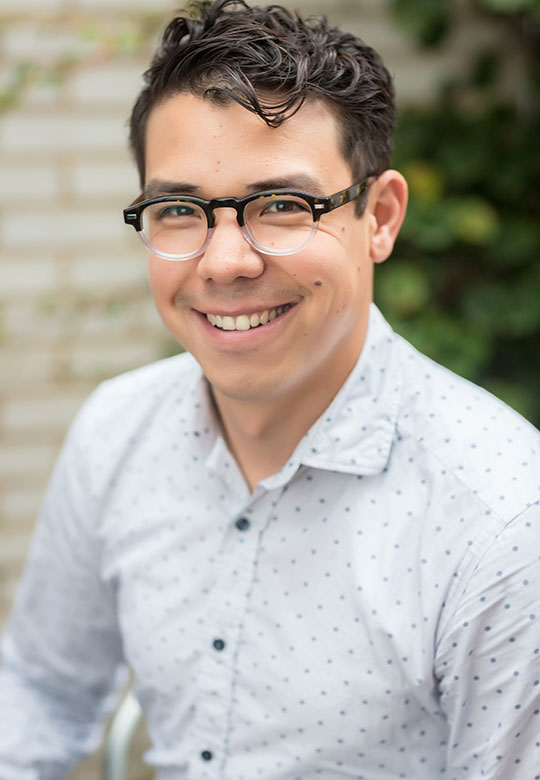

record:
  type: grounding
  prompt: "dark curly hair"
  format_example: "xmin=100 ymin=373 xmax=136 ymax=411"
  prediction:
xmin=129 ymin=0 xmax=395 ymax=201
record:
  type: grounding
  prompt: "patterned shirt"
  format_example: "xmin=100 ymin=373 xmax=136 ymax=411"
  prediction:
xmin=1 ymin=304 xmax=539 ymax=780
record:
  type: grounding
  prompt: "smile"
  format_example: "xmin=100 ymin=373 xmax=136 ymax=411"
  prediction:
xmin=205 ymin=304 xmax=292 ymax=331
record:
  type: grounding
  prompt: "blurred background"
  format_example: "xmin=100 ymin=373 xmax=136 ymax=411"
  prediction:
xmin=1 ymin=0 xmax=539 ymax=777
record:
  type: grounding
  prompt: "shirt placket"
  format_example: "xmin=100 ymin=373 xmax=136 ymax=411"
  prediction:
xmin=187 ymin=486 xmax=280 ymax=778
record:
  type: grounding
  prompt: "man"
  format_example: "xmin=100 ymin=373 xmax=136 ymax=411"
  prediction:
xmin=1 ymin=1 xmax=539 ymax=778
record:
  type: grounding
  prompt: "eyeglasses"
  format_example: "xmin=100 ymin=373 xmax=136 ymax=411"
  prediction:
xmin=123 ymin=179 xmax=371 ymax=261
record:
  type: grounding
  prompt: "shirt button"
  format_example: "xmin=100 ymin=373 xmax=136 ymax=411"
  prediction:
xmin=213 ymin=638 xmax=226 ymax=651
xmin=201 ymin=750 xmax=213 ymax=761
xmin=235 ymin=517 xmax=250 ymax=531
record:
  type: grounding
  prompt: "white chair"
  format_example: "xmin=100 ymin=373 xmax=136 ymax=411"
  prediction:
xmin=103 ymin=691 xmax=144 ymax=780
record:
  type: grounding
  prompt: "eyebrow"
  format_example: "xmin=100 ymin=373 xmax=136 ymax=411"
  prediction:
xmin=246 ymin=174 xmax=326 ymax=196
xmin=143 ymin=180 xmax=201 ymax=199
xmin=142 ymin=173 xmax=326 ymax=200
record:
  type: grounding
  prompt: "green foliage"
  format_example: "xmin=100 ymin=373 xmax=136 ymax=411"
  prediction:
xmin=391 ymin=0 xmax=451 ymax=46
xmin=377 ymin=0 xmax=540 ymax=425
xmin=0 ymin=12 xmax=164 ymax=114
xmin=478 ymin=0 xmax=540 ymax=13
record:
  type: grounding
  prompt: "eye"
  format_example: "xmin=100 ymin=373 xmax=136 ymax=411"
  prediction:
xmin=262 ymin=199 xmax=309 ymax=215
xmin=157 ymin=203 xmax=199 ymax=220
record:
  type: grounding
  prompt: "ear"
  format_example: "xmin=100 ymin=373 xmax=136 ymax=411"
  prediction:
xmin=366 ymin=170 xmax=408 ymax=264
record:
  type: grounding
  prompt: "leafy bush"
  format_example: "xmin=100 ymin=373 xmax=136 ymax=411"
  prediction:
xmin=376 ymin=0 xmax=540 ymax=425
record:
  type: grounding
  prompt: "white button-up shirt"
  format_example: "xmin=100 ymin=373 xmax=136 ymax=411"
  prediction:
xmin=1 ymin=305 xmax=539 ymax=779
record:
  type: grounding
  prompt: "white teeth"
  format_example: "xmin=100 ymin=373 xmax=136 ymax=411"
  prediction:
xmin=205 ymin=304 xmax=291 ymax=331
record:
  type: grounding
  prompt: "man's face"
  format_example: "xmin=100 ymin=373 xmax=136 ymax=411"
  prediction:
xmin=144 ymin=92 xmax=376 ymax=406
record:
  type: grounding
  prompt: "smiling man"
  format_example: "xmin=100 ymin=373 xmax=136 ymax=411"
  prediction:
xmin=1 ymin=1 xmax=539 ymax=779
xmin=139 ymin=92 xmax=406 ymax=488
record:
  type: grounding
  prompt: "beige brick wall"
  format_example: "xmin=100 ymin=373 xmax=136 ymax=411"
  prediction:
xmin=0 ymin=1 xmax=505 ymax=777
xmin=0 ymin=3 xmax=171 ymax=631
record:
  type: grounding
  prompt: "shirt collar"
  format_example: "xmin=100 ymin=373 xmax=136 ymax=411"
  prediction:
xmin=201 ymin=303 xmax=402 ymax=492
xmin=289 ymin=303 xmax=402 ymax=478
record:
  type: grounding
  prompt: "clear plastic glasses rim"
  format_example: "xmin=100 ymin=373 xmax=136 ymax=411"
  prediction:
xmin=123 ymin=177 xmax=373 ymax=261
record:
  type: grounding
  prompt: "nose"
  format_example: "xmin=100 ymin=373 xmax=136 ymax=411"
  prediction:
xmin=196 ymin=208 xmax=264 ymax=283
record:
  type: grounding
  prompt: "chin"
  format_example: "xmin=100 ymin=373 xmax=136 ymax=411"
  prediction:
xmin=211 ymin=381 xmax=274 ymax=404
xmin=207 ymin=369 xmax=286 ymax=404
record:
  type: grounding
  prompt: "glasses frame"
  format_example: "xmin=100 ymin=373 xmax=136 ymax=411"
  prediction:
xmin=123 ymin=178 xmax=371 ymax=261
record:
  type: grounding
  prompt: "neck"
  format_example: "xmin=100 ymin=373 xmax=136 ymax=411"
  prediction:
xmin=212 ymin=346 xmax=362 ymax=491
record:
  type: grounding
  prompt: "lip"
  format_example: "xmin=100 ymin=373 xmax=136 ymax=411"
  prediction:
xmin=193 ymin=302 xmax=296 ymax=342
xmin=198 ymin=303 xmax=294 ymax=318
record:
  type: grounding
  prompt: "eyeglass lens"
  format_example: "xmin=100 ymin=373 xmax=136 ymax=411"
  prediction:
xmin=140 ymin=195 xmax=316 ymax=257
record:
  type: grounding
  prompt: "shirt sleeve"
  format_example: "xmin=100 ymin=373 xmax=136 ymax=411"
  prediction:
xmin=0 ymin=399 xmax=127 ymax=779
xmin=435 ymin=501 xmax=540 ymax=779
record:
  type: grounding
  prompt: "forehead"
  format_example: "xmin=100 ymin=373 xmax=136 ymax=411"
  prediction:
xmin=144 ymin=92 xmax=351 ymax=193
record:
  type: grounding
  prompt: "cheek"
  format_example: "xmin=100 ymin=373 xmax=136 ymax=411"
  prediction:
xmin=147 ymin=258 xmax=184 ymax=302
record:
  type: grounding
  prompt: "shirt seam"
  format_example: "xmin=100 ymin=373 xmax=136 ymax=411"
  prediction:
xmin=395 ymin=418 xmax=539 ymax=648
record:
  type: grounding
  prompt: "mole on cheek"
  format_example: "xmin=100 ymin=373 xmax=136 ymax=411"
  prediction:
xmin=314 ymin=280 xmax=323 ymax=287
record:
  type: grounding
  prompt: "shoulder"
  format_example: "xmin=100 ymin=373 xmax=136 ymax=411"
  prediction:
xmin=65 ymin=351 xmax=204 ymax=453
xmin=394 ymin=333 xmax=540 ymax=518
xmin=92 ymin=350 xmax=199 ymax=404
xmin=39 ymin=352 xmax=213 ymax=530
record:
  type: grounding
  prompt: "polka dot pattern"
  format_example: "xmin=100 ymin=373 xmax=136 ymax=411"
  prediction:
xmin=0 ymin=305 xmax=539 ymax=780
